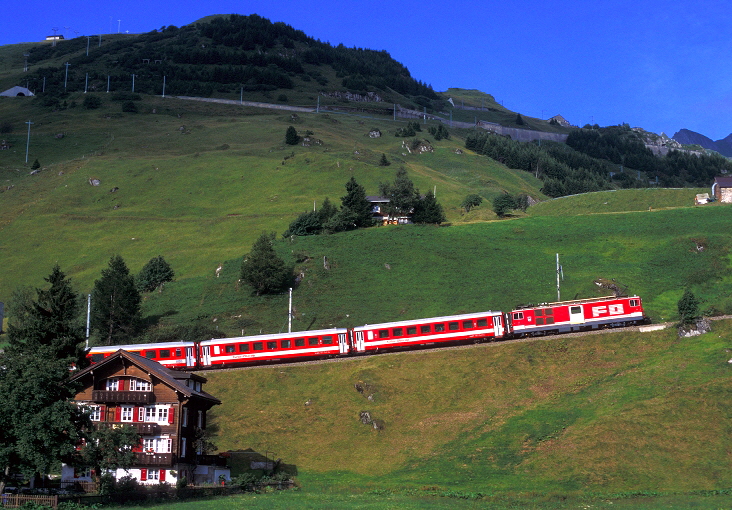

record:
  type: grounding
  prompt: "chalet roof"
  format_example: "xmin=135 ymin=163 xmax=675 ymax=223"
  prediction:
xmin=713 ymin=176 xmax=732 ymax=188
xmin=71 ymin=349 xmax=221 ymax=405
xmin=366 ymin=195 xmax=389 ymax=203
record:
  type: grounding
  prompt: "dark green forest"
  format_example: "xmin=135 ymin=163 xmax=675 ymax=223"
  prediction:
xmin=25 ymin=14 xmax=438 ymax=104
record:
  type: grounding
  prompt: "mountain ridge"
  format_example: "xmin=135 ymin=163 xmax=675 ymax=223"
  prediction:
xmin=672 ymin=128 xmax=732 ymax=157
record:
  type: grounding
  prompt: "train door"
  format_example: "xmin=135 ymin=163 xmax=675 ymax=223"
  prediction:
xmin=354 ymin=330 xmax=365 ymax=353
xmin=569 ymin=305 xmax=584 ymax=324
xmin=492 ymin=315 xmax=504 ymax=338
xmin=338 ymin=332 xmax=349 ymax=355
xmin=201 ymin=345 xmax=211 ymax=366
xmin=185 ymin=347 xmax=196 ymax=368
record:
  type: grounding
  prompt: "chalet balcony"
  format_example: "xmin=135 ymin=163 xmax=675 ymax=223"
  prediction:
xmin=134 ymin=452 xmax=175 ymax=466
xmin=96 ymin=422 xmax=161 ymax=435
xmin=91 ymin=390 xmax=153 ymax=403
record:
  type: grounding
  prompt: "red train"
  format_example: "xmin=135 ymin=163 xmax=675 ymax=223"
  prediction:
xmin=87 ymin=295 xmax=646 ymax=370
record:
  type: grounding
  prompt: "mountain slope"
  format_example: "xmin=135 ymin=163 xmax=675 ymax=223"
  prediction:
xmin=672 ymin=128 xmax=732 ymax=157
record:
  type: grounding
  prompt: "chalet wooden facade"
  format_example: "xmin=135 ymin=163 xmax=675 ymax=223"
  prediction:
xmin=62 ymin=350 xmax=229 ymax=486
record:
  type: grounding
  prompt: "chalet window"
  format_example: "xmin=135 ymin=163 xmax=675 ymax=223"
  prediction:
xmin=295 ymin=338 xmax=305 ymax=347
xmin=308 ymin=338 xmax=319 ymax=346
xmin=121 ymin=406 xmax=134 ymax=422
xmin=197 ymin=410 xmax=203 ymax=429
xmin=145 ymin=407 xmax=156 ymax=422
xmin=195 ymin=381 xmax=202 ymax=392
xmin=462 ymin=320 xmax=473 ymax=329
xmin=182 ymin=408 xmax=189 ymax=427
xmin=181 ymin=437 xmax=187 ymax=458
xmin=157 ymin=407 xmax=169 ymax=423
xmin=253 ymin=342 xmax=263 ymax=351
xmin=145 ymin=438 xmax=172 ymax=454
xmin=130 ymin=379 xmax=151 ymax=392
xmin=420 ymin=325 xmax=431 ymax=333
xmin=406 ymin=327 xmax=417 ymax=335
xmin=145 ymin=350 xmax=156 ymax=359
xmin=105 ymin=378 xmax=119 ymax=391
xmin=159 ymin=349 xmax=171 ymax=358
xmin=322 ymin=336 xmax=333 ymax=345
xmin=477 ymin=319 xmax=488 ymax=327
xmin=267 ymin=342 xmax=277 ymax=350
xmin=238 ymin=343 xmax=249 ymax=352
xmin=379 ymin=330 xmax=389 ymax=338
xmin=147 ymin=469 xmax=160 ymax=481
xmin=225 ymin=345 xmax=235 ymax=353
xmin=434 ymin=323 xmax=445 ymax=332
xmin=281 ymin=340 xmax=291 ymax=348
xmin=392 ymin=328 xmax=403 ymax=337
xmin=88 ymin=406 xmax=101 ymax=421
xmin=448 ymin=322 xmax=459 ymax=331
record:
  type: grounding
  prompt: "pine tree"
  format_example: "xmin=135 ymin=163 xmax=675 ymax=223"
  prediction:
xmin=241 ymin=232 xmax=293 ymax=295
xmin=678 ymin=289 xmax=700 ymax=326
xmin=341 ymin=177 xmax=375 ymax=228
xmin=285 ymin=125 xmax=300 ymax=145
xmin=91 ymin=255 xmax=142 ymax=345
xmin=411 ymin=190 xmax=446 ymax=224
xmin=379 ymin=167 xmax=418 ymax=221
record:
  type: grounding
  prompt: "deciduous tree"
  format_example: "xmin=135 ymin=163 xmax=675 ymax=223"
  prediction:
xmin=137 ymin=255 xmax=175 ymax=292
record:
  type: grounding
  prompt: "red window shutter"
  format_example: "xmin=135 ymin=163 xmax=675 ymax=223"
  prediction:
xmin=132 ymin=439 xmax=142 ymax=453
xmin=115 ymin=407 xmax=121 ymax=422
xmin=159 ymin=469 xmax=166 ymax=482
xmin=140 ymin=469 xmax=147 ymax=481
xmin=118 ymin=379 xmax=125 ymax=391
xmin=168 ymin=407 xmax=175 ymax=424
xmin=100 ymin=405 xmax=106 ymax=421
xmin=132 ymin=407 xmax=139 ymax=423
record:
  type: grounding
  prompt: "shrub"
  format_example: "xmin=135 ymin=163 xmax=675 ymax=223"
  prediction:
xmin=83 ymin=95 xmax=102 ymax=109
xmin=122 ymin=101 xmax=138 ymax=113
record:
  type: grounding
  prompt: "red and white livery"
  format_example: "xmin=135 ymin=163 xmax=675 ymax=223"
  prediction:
xmin=508 ymin=295 xmax=645 ymax=337
xmin=351 ymin=310 xmax=505 ymax=353
xmin=88 ymin=341 xmax=197 ymax=369
xmin=197 ymin=328 xmax=350 ymax=367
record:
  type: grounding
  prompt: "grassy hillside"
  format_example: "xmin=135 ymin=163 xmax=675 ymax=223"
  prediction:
xmin=203 ymin=320 xmax=732 ymax=501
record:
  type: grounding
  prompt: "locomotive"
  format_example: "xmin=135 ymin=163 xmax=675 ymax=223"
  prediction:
xmin=87 ymin=295 xmax=646 ymax=370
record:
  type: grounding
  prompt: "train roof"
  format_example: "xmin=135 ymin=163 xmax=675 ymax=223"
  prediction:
xmin=513 ymin=295 xmax=640 ymax=310
xmin=88 ymin=341 xmax=195 ymax=353
xmin=353 ymin=310 xmax=502 ymax=331
xmin=199 ymin=327 xmax=349 ymax=346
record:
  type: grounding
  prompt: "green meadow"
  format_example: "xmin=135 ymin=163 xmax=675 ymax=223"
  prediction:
xmin=2 ymin=89 xmax=732 ymax=506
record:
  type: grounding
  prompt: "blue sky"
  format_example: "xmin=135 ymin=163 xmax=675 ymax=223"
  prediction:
xmin=4 ymin=0 xmax=732 ymax=139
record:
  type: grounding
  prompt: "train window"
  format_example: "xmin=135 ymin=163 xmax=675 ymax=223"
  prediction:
xmin=448 ymin=322 xmax=459 ymax=331
xmin=225 ymin=345 xmax=235 ymax=353
xmin=570 ymin=306 xmax=581 ymax=314
xmin=159 ymin=349 xmax=171 ymax=358
xmin=253 ymin=342 xmax=263 ymax=351
xmin=267 ymin=342 xmax=277 ymax=350
xmin=536 ymin=318 xmax=545 ymax=326
xmin=379 ymin=330 xmax=389 ymax=338
xmin=477 ymin=319 xmax=488 ymax=327
xmin=295 ymin=338 xmax=305 ymax=347
xmin=392 ymin=328 xmax=403 ymax=337
xmin=281 ymin=340 xmax=291 ymax=348
xmin=544 ymin=308 xmax=553 ymax=316
xmin=407 ymin=327 xmax=417 ymax=335
xmin=630 ymin=299 xmax=639 ymax=307
xmin=308 ymin=338 xmax=319 ymax=346
xmin=513 ymin=312 xmax=524 ymax=320
xmin=434 ymin=323 xmax=445 ymax=332
xmin=420 ymin=325 xmax=431 ymax=333
xmin=91 ymin=354 xmax=104 ymax=362
xmin=462 ymin=320 xmax=473 ymax=329
xmin=145 ymin=350 xmax=156 ymax=359
xmin=322 ymin=336 xmax=333 ymax=345
xmin=175 ymin=349 xmax=182 ymax=357
xmin=238 ymin=343 xmax=249 ymax=352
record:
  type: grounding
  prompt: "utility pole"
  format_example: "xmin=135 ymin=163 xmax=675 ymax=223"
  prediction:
xmin=86 ymin=294 xmax=91 ymax=348
xmin=162 ymin=75 xmax=166 ymax=98
xmin=25 ymin=120 xmax=33 ymax=163
xmin=64 ymin=62 xmax=70 ymax=91
xmin=131 ymin=74 xmax=136 ymax=92
xmin=288 ymin=288 xmax=293 ymax=333
xmin=556 ymin=253 xmax=563 ymax=302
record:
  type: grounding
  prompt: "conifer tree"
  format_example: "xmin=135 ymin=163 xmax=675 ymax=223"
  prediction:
xmin=341 ymin=177 xmax=375 ymax=228
xmin=91 ymin=255 xmax=142 ymax=345
xmin=412 ymin=190 xmax=446 ymax=224
xmin=241 ymin=232 xmax=293 ymax=295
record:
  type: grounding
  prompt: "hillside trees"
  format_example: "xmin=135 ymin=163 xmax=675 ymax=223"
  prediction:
xmin=137 ymin=255 xmax=175 ymax=292
xmin=380 ymin=168 xmax=445 ymax=224
xmin=461 ymin=194 xmax=483 ymax=213
xmin=678 ymin=290 xmax=700 ymax=325
xmin=341 ymin=177 xmax=375 ymax=228
xmin=91 ymin=255 xmax=142 ymax=345
xmin=285 ymin=126 xmax=300 ymax=145
xmin=241 ymin=232 xmax=294 ymax=295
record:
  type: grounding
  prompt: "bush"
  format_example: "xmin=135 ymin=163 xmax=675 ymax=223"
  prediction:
xmin=83 ymin=95 xmax=102 ymax=109
xmin=122 ymin=101 xmax=138 ymax=113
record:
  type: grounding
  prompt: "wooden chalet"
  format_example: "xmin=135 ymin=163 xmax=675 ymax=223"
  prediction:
xmin=712 ymin=176 xmax=732 ymax=203
xmin=62 ymin=350 xmax=228 ymax=487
